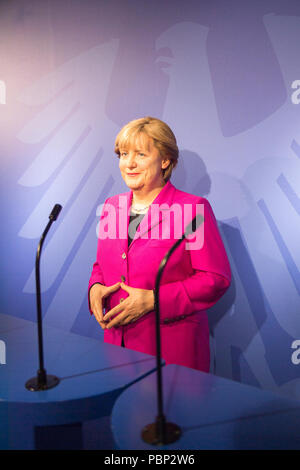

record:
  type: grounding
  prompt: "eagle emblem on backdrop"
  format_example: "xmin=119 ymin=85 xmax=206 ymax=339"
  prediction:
xmin=17 ymin=14 xmax=300 ymax=399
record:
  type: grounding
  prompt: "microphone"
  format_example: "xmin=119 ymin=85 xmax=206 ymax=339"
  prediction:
xmin=49 ymin=203 xmax=62 ymax=221
xmin=25 ymin=204 xmax=63 ymax=391
xmin=184 ymin=212 xmax=204 ymax=238
xmin=141 ymin=213 xmax=204 ymax=445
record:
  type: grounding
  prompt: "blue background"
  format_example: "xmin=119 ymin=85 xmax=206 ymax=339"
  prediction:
xmin=0 ymin=0 xmax=300 ymax=400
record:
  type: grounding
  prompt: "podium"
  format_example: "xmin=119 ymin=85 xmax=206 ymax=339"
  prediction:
xmin=111 ymin=364 xmax=300 ymax=449
xmin=0 ymin=313 xmax=158 ymax=449
xmin=2 ymin=312 xmax=300 ymax=450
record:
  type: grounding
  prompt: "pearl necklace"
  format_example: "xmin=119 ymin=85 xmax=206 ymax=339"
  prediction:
xmin=131 ymin=202 xmax=150 ymax=214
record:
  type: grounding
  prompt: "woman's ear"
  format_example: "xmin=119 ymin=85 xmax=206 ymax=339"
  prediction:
xmin=161 ymin=157 xmax=171 ymax=170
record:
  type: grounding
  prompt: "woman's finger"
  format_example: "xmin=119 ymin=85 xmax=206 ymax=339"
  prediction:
xmin=93 ymin=306 xmax=102 ymax=323
xmin=93 ymin=297 xmax=103 ymax=315
xmin=94 ymin=309 xmax=107 ymax=329
xmin=103 ymin=302 xmax=125 ymax=321
xmin=120 ymin=282 xmax=132 ymax=292
xmin=106 ymin=310 xmax=128 ymax=329
xmin=92 ymin=298 xmax=106 ymax=325
xmin=104 ymin=282 xmax=121 ymax=297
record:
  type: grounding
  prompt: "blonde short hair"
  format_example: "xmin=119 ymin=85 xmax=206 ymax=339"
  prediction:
xmin=114 ymin=116 xmax=179 ymax=182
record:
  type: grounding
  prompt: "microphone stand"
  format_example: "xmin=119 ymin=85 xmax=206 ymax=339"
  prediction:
xmin=141 ymin=213 xmax=204 ymax=445
xmin=25 ymin=204 xmax=62 ymax=391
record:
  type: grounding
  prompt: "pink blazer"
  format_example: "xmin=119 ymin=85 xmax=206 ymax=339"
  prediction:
xmin=88 ymin=181 xmax=231 ymax=372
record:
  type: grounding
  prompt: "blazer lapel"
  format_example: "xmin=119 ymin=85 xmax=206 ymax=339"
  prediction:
xmin=115 ymin=181 xmax=177 ymax=252
xmin=115 ymin=190 xmax=132 ymax=255
xmin=129 ymin=181 xmax=176 ymax=249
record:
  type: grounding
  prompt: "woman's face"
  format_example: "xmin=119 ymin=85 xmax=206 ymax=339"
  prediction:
xmin=118 ymin=134 xmax=170 ymax=193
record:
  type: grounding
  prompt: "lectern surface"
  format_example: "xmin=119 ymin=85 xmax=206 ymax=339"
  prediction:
xmin=111 ymin=364 xmax=300 ymax=450
xmin=0 ymin=313 xmax=158 ymax=449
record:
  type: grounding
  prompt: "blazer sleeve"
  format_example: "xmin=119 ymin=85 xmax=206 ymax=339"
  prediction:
xmin=158 ymin=198 xmax=231 ymax=323
xmin=88 ymin=199 xmax=108 ymax=314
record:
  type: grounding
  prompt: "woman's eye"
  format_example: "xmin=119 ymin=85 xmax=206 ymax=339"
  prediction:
xmin=138 ymin=152 xmax=145 ymax=157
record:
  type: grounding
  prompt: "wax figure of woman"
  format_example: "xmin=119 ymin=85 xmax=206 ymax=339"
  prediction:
xmin=88 ymin=117 xmax=231 ymax=372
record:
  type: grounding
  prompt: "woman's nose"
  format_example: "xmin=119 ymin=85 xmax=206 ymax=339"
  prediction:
xmin=127 ymin=153 xmax=137 ymax=167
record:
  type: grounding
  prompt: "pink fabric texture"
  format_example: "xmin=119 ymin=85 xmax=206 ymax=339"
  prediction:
xmin=88 ymin=181 xmax=231 ymax=372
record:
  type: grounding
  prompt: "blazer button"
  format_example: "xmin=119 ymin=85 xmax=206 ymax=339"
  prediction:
xmin=164 ymin=318 xmax=169 ymax=324
xmin=122 ymin=252 xmax=126 ymax=259
xmin=121 ymin=275 xmax=126 ymax=282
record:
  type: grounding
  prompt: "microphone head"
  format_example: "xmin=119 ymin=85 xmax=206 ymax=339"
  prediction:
xmin=184 ymin=213 xmax=204 ymax=238
xmin=49 ymin=204 xmax=62 ymax=221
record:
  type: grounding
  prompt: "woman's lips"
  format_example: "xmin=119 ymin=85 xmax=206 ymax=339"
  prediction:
xmin=127 ymin=173 xmax=140 ymax=176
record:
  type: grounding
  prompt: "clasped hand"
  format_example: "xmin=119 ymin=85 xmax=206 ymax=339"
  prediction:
xmin=89 ymin=282 xmax=154 ymax=330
